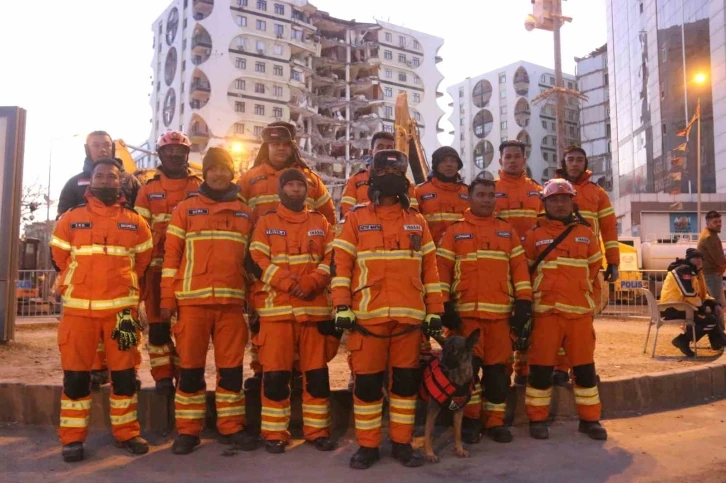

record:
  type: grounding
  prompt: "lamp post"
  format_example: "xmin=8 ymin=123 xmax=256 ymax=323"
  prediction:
xmin=693 ymin=72 xmax=707 ymax=232
xmin=47 ymin=133 xmax=81 ymax=220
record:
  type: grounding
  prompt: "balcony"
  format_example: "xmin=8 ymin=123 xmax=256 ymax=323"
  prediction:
xmin=192 ymin=36 xmax=212 ymax=50
xmin=191 ymin=80 xmax=211 ymax=94
xmin=192 ymin=0 xmax=213 ymax=21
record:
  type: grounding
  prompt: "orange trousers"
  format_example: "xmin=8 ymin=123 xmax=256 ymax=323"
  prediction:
xmin=525 ymin=313 xmax=601 ymax=423
xmin=57 ymin=314 xmax=140 ymax=445
xmin=348 ymin=322 xmax=420 ymax=448
xmin=256 ymin=320 xmax=339 ymax=442
xmin=144 ymin=268 xmax=179 ymax=382
xmin=173 ymin=304 xmax=248 ymax=437
xmin=457 ymin=318 xmax=511 ymax=429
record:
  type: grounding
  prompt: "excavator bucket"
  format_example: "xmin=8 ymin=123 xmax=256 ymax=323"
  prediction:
xmin=394 ymin=93 xmax=429 ymax=185
xmin=114 ymin=139 xmax=139 ymax=174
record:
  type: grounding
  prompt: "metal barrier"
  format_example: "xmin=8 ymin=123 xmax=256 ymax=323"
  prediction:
xmin=15 ymin=270 xmax=60 ymax=317
xmin=598 ymin=270 xmax=668 ymax=319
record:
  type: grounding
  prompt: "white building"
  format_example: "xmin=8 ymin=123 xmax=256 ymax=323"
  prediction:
xmin=144 ymin=0 xmax=444 ymax=192
xmin=447 ymin=61 xmax=579 ymax=184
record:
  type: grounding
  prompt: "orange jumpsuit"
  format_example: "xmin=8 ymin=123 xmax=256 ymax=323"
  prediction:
xmin=134 ymin=169 xmax=202 ymax=382
xmin=415 ymin=177 xmax=469 ymax=244
xmin=436 ymin=210 xmax=532 ymax=429
xmin=248 ymin=205 xmax=336 ymax=443
xmin=332 ymin=202 xmax=444 ymax=448
xmin=340 ymin=169 xmax=418 ymax=218
xmin=50 ymin=195 xmax=153 ymax=445
xmin=521 ymin=216 xmax=603 ymax=423
xmin=494 ymin=170 xmax=542 ymax=378
xmin=161 ymin=189 xmax=253 ymax=438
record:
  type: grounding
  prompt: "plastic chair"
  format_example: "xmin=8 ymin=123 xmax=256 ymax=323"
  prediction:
xmin=635 ymin=288 xmax=698 ymax=358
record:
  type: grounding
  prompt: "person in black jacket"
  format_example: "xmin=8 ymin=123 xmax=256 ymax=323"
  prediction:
xmin=57 ymin=131 xmax=140 ymax=216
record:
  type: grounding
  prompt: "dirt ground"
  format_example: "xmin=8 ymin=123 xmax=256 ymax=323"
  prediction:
xmin=0 ymin=317 xmax=721 ymax=390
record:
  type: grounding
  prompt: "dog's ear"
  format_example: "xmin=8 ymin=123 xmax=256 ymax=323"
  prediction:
xmin=466 ymin=329 xmax=481 ymax=351
xmin=432 ymin=334 xmax=447 ymax=347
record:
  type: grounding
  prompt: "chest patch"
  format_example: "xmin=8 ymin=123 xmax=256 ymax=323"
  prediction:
xmin=421 ymin=193 xmax=437 ymax=200
xmin=575 ymin=237 xmax=590 ymax=244
xmin=308 ymin=229 xmax=325 ymax=237
xmin=495 ymin=192 xmax=507 ymax=198
xmin=118 ymin=223 xmax=138 ymax=231
xmin=234 ymin=211 xmax=250 ymax=219
xmin=459 ymin=193 xmax=469 ymax=200
xmin=536 ymin=239 xmax=553 ymax=247
xmin=188 ymin=208 xmax=208 ymax=216
xmin=454 ymin=233 xmax=473 ymax=240
xmin=148 ymin=193 xmax=166 ymax=200
xmin=77 ymin=179 xmax=90 ymax=187
xmin=528 ymin=191 xmax=541 ymax=197
xmin=187 ymin=191 xmax=199 ymax=197
xmin=496 ymin=231 xmax=512 ymax=238
xmin=70 ymin=222 xmax=92 ymax=230
xmin=359 ymin=224 xmax=382 ymax=232
xmin=404 ymin=224 xmax=422 ymax=231
xmin=250 ymin=175 xmax=267 ymax=186
xmin=266 ymin=229 xmax=286 ymax=236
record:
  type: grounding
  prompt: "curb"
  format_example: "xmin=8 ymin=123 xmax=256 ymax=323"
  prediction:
xmin=2 ymin=355 xmax=725 ymax=432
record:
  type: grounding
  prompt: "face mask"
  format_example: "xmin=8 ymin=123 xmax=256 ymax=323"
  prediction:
xmin=91 ymin=187 xmax=120 ymax=206
xmin=369 ymin=173 xmax=409 ymax=197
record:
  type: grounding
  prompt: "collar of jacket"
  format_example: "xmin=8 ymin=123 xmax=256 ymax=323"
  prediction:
xmin=155 ymin=165 xmax=194 ymax=180
xmin=277 ymin=203 xmax=308 ymax=223
xmin=463 ymin=209 xmax=495 ymax=226
xmin=83 ymin=189 xmax=127 ymax=214
xmin=198 ymin=182 xmax=241 ymax=202
xmin=369 ymin=201 xmax=404 ymax=219
xmin=82 ymin=157 xmax=129 ymax=176
xmin=555 ymin=168 xmax=592 ymax=185
xmin=498 ymin=169 xmax=528 ymax=184
xmin=539 ymin=213 xmax=578 ymax=229
xmin=431 ymin=176 xmax=464 ymax=191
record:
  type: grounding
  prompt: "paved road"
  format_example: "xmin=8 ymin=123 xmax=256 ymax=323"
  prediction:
xmin=2 ymin=401 xmax=726 ymax=483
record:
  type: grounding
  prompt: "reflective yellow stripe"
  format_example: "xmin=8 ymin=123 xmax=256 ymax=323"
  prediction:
xmin=456 ymin=302 xmax=511 ymax=313
xmin=598 ymin=207 xmax=615 ymax=217
xmin=302 ymin=404 xmax=329 ymax=415
xmin=498 ymin=209 xmax=538 ymax=218
xmin=149 ymin=356 xmax=172 ymax=367
xmin=424 ymin=283 xmax=441 ymax=294
xmin=110 ymin=411 xmax=138 ymax=425
xmin=167 ymin=225 xmax=186 ymax=239
xmin=574 ymin=386 xmax=601 ymax=406
xmin=61 ymin=399 xmax=92 ymax=411
xmin=262 ymin=264 xmax=279 ymax=285
xmin=162 ymin=268 xmax=178 ymax=278
xmin=389 ymin=398 xmax=417 ymax=410
xmin=604 ymin=240 xmax=620 ymax=249
xmin=312 ymin=192 xmax=332 ymax=208
xmin=332 ymin=239 xmax=357 ymax=257
xmin=514 ymin=281 xmax=532 ymax=291
xmin=150 ymin=257 xmax=164 ymax=267
xmin=354 ymin=417 xmax=382 ymax=430
xmin=389 ymin=413 xmax=416 ymax=424
xmin=557 ymin=347 xmax=566 ymax=356
xmin=261 ymin=406 xmax=291 ymax=417
xmin=588 ymin=253 xmax=603 ymax=264
xmin=249 ymin=241 xmax=271 ymax=256
xmin=110 ymin=395 xmax=138 ymax=409
xmin=341 ymin=196 xmax=357 ymax=206
xmin=457 ymin=250 xmax=510 ymax=262
xmin=134 ymin=206 xmax=152 ymax=219
xmin=60 ymin=416 xmax=90 ymax=428
xmin=216 ymin=392 xmax=245 ymax=404
xmin=135 ymin=239 xmax=153 ymax=253
xmin=436 ymin=247 xmax=456 ymax=261
xmin=534 ymin=302 xmax=593 ymax=315
xmin=422 ymin=241 xmax=436 ymax=255
xmin=511 ymin=245 xmax=525 ymax=258
xmin=355 ymin=307 xmax=425 ymax=320
xmin=354 ymin=403 xmax=383 ymax=415
xmin=152 ymin=213 xmax=173 ymax=223
xmin=303 ymin=417 xmax=331 ymax=428
xmin=271 ymin=254 xmax=322 ymax=265
xmin=424 ymin=213 xmax=463 ymax=223
xmin=525 ymin=386 xmax=552 ymax=406
xmin=217 ymin=407 xmax=246 ymax=417
xmin=175 ymin=409 xmax=206 ymax=419
xmin=483 ymin=402 xmax=507 ymax=412
xmin=248 ymin=194 xmax=279 ymax=209
xmin=187 ymin=230 xmax=247 ymax=244
xmin=63 ymin=295 xmax=139 ymax=311
xmin=261 ymin=421 xmax=289 ymax=431
xmin=51 ymin=236 xmax=72 ymax=251
xmin=331 ymin=277 xmax=351 ymax=288
xmin=70 ymin=245 xmax=135 ymax=257
xmin=175 ymin=393 xmax=206 ymax=405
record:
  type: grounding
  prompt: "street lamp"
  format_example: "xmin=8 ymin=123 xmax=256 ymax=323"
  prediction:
xmin=47 ymin=133 xmax=81 ymax=220
xmin=692 ymin=72 xmax=707 ymax=232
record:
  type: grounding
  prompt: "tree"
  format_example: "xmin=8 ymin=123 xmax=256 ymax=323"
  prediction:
xmin=20 ymin=180 xmax=53 ymax=223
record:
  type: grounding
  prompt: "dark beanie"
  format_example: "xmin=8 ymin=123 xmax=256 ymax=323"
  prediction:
xmin=202 ymin=147 xmax=235 ymax=177
xmin=278 ymin=168 xmax=308 ymax=190
xmin=686 ymin=248 xmax=704 ymax=261
xmin=432 ymin=146 xmax=463 ymax=171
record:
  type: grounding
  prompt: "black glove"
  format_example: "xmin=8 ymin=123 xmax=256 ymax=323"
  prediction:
xmin=441 ymin=301 xmax=462 ymax=331
xmin=111 ymin=309 xmax=143 ymax=351
xmin=248 ymin=310 xmax=260 ymax=335
xmin=604 ymin=263 xmax=619 ymax=282
xmin=334 ymin=306 xmax=355 ymax=332
xmin=510 ymin=300 xmax=533 ymax=350
xmin=317 ymin=319 xmax=343 ymax=339
xmin=423 ymin=314 xmax=443 ymax=338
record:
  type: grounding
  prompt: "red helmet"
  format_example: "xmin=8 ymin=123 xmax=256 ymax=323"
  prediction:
xmin=541 ymin=178 xmax=576 ymax=199
xmin=156 ymin=131 xmax=191 ymax=151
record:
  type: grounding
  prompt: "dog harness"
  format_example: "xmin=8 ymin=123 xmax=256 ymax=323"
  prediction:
xmin=420 ymin=354 xmax=473 ymax=411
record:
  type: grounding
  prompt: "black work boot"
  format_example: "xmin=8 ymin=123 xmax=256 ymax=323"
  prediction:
xmin=243 ymin=373 xmax=262 ymax=392
xmin=671 ymin=334 xmax=695 ymax=357
xmin=349 ymin=446 xmax=380 ymax=469
xmin=172 ymin=434 xmax=200 ymax=455
xmin=579 ymin=420 xmax=607 ymax=440
xmin=230 ymin=429 xmax=259 ymax=451
xmin=308 ymin=437 xmax=336 ymax=451
xmin=708 ymin=333 xmax=726 ymax=351
xmin=529 ymin=421 xmax=550 ymax=440
xmin=116 ymin=436 xmax=149 ymax=455
xmin=90 ymin=370 xmax=109 ymax=390
xmin=62 ymin=442 xmax=84 ymax=463
xmin=487 ymin=425 xmax=513 ymax=443
xmin=264 ymin=439 xmax=287 ymax=454
xmin=552 ymin=370 xmax=570 ymax=387
xmin=155 ymin=377 xmax=175 ymax=396
xmin=461 ymin=416 xmax=482 ymax=444
xmin=513 ymin=374 xmax=528 ymax=387
xmin=391 ymin=442 xmax=425 ymax=467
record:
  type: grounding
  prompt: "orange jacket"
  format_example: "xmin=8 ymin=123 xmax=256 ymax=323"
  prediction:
xmin=436 ymin=210 xmax=532 ymax=320
xmin=237 ymin=161 xmax=335 ymax=224
xmin=161 ymin=189 xmax=253 ymax=309
xmin=520 ymin=216 xmax=603 ymax=318
xmin=134 ymin=170 xmax=202 ymax=268
xmin=494 ymin=171 xmax=543 ymax=239
xmin=340 ymin=169 xmax=418 ymax=218
xmin=415 ymin=177 xmax=469 ymax=244
xmin=331 ymin=202 xmax=445 ymax=325
xmin=249 ymin=205 xmax=333 ymax=322
xmin=50 ymin=194 xmax=153 ymax=318
xmin=556 ymin=169 xmax=619 ymax=265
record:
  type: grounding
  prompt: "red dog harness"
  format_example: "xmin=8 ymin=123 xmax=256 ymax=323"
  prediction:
xmin=419 ymin=354 xmax=473 ymax=411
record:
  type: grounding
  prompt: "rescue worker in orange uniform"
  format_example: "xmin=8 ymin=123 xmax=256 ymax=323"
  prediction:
xmin=492 ymin=140 xmax=543 ymax=386
xmin=553 ymin=145 xmax=620 ymax=384
xmin=50 ymin=159 xmax=153 ymax=462
xmin=332 ymin=149 xmax=445 ymax=469
xmin=248 ymin=168 xmax=338 ymax=454
xmin=521 ymin=179 xmax=607 ymax=441
xmin=340 ymin=131 xmax=418 ymax=219
xmin=161 ymin=148 xmax=258 ymax=455
xmin=436 ymin=177 xmax=532 ymax=445
xmin=134 ymin=131 xmax=202 ymax=395
xmin=415 ymin=146 xmax=469 ymax=244
xmin=238 ymin=122 xmax=335 ymax=391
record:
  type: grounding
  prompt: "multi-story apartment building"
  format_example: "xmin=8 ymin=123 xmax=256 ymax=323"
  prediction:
xmin=144 ymin=0 xmax=444 ymax=194
xmin=447 ymin=61 xmax=579 ymax=184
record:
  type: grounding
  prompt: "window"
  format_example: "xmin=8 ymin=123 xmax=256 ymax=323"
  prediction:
xmin=399 ymin=36 xmax=406 ymax=47
xmin=182 ymin=60 xmax=186 ymax=71
xmin=273 ymin=107 xmax=283 ymax=117
xmin=413 ymin=93 xmax=420 ymax=103
xmin=274 ymin=44 xmax=283 ymax=55
xmin=274 ymin=3 xmax=284 ymax=14
xmin=398 ymin=53 xmax=406 ymax=63
xmin=414 ymin=75 xmax=421 ymax=85
xmin=500 ymin=89 xmax=507 ymax=99
xmin=542 ymin=137 xmax=548 ymax=146
xmin=384 ymin=87 xmax=392 ymax=97
xmin=236 ymin=37 xmax=246 ymax=48
xmin=255 ymin=83 xmax=265 ymax=93
xmin=542 ymin=120 xmax=548 ymax=129
xmin=499 ymin=73 xmax=506 ymax=84
xmin=383 ymin=125 xmax=393 ymax=133
xmin=500 ymin=105 xmax=507 ymax=115
xmin=183 ymin=18 xmax=187 ymax=29
xmin=475 ymin=125 xmax=483 ymax=135
xmin=385 ymin=106 xmax=393 ymax=118
xmin=256 ymin=20 xmax=266 ymax=31
xmin=235 ymin=101 xmax=245 ymax=113
xmin=460 ymin=118 xmax=465 ymax=127
xmin=256 ymin=40 xmax=265 ymax=52
xmin=385 ymin=32 xmax=392 ymax=42
xmin=235 ymin=79 xmax=246 ymax=90
xmin=606 ymin=124 xmax=611 ymax=136
xmin=413 ymin=57 xmax=420 ymax=67
xmin=254 ymin=126 xmax=263 ymax=136
xmin=384 ymin=50 xmax=392 ymax=60
xmin=567 ymin=81 xmax=574 ymax=89
xmin=413 ymin=40 xmax=420 ymax=50
xmin=549 ymin=75 xmax=555 ymax=85
xmin=604 ymin=73 xmax=609 ymax=86
xmin=398 ymin=72 xmax=407 ymax=82
xmin=459 ymin=87 xmax=464 ymax=98
xmin=292 ymin=29 xmax=303 ymax=41
xmin=384 ymin=68 xmax=392 ymax=78
xmin=236 ymin=15 xmax=247 ymax=27
xmin=291 ymin=70 xmax=301 ymax=81
xmin=234 ymin=123 xmax=245 ymax=134
xmin=237 ymin=0 xmax=247 ymax=5
xmin=569 ymin=126 xmax=576 ymax=136
xmin=236 ymin=57 xmax=246 ymax=69
xmin=273 ymin=65 xmax=283 ymax=76
xmin=257 ymin=0 xmax=267 ymax=10
xmin=273 ymin=85 xmax=283 ymax=96
xmin=255 ymin=61 xmax=265 ymax=73
xmin=255 ymin=104 xmax=265 ymax=115
xmin=501 ymin=121 xmax=507 ymax=129
xmin=275 ymin=24 xmax=284 ymax=37
xmin=501 ymin=136 xmax=508 ymax=143
xmin=543 ymin=152 xmax=549 ymax=162
xmin=660 ymin=47 xmax=667 ymax=63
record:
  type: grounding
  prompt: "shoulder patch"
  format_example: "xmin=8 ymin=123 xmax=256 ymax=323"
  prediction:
xmin=70 ymin=222 xmax=92 ymax=230
xmin=234 ymin=211 xmax=250 ymax=219
xmin=496 ymin=231 xmax=512 ymax=238
xmin=575 ymin=236 xmax=590 ymax=244
xmin=528 ymin=191 xmax=541 ymax=197
xmin=458 ymin=193 xmax=469 ymax=200
xmin=355 ymin=180 xmax=369 ymax=188
xmin=266 ymin=228 xmax=286 ymax=236
xmin=349 ymin=203 xmax=368 ymax=212
xmin=358 ymin=224 xmax=382 ymax=232
xmin=148 ymin=192 xmax=166 ymax=200
xmin=454 ymin=233 xmax=473 ymax=240
xmin=536 ymin=239 xmax=553 ymax=247
xmin=495 ymin=192 xmax=507 ymax=198
xmin=118 ymin=222 xmax=138 ymax=231
xmin=249 ymin=175 xmax=267 ymax=186
xmin=77 ymin=179 xmax=90 ymax=187
xmin=188 ymin=208 xmax=208 ymax=216
xmin=421 ymin=192 xmax=437 ymax=200
xmin=308 ymin=229 xmax=325 ymax=237
xmin=187 ymin=191 xmax=200 ymax=198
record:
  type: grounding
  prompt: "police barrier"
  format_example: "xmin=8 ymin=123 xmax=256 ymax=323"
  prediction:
xmin=14 ymin=270 xmax=60 ymax=317
xmin=597 ymin=270 xmax=668 ymax=319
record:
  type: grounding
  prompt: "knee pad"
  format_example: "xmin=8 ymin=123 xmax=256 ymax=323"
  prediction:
xmin=179 ymin=367 xmax=206 ymax=393
xmin=572 ymin=363 xmax=597 ymax=388
xmin=354 ymin=372 xmax=385 ymax=402
xmin=528 ymin=365 xmax=554 ymax=390
xmin=471 ymin=356 xmax=483 ymax=382
xmin=482 ymin=364 xmax=509 ymax=404
xmin=111 ymin=368 xmax=137 ymax=397
xmin=263 ymin=371 xmax=291 ymax=401
xmin=148 ymin=322 xmax=172 ymax=346
xmin=305 ymin=368 xmax=331 ymax=399
xmin=218 ymin=366 xmax=243 ymax=393
xmin=63 ymin=371 xmax=91 ymax=400
xmin=391 ymin=367 xmax=421 ymax=398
